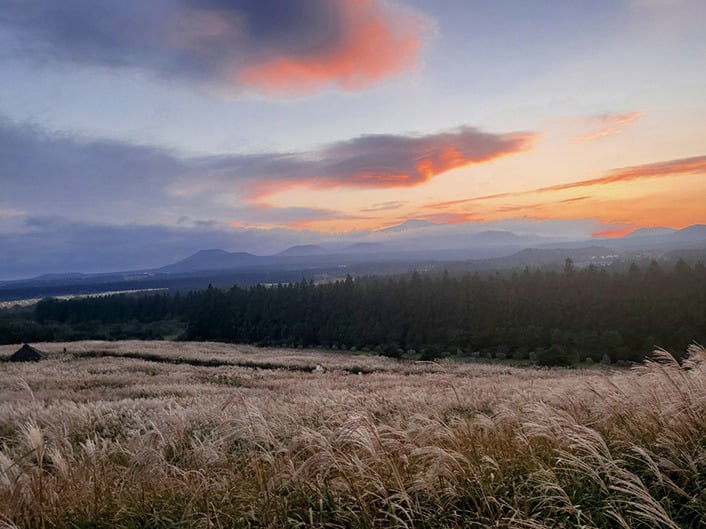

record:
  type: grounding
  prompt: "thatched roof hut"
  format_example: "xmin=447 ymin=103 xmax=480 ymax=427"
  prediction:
xmin=9 ymin=344 xmax=43 ymax=362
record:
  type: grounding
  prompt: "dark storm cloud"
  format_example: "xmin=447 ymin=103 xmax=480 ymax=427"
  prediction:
xmin=0 ymin=0 xmax=430 ymax=95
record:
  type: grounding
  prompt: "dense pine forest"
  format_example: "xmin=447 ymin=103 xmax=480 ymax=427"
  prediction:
xmin=2 ymin=258 xmax=705 ymax=365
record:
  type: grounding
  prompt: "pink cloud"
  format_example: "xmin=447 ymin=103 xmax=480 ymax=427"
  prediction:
xmin=570 ymin=111 xmax=643 ymax=142
xmin=237 ymin=0 xmax=431 ymax=95
xmin=3 ymin=1 xmax=433 ymax=97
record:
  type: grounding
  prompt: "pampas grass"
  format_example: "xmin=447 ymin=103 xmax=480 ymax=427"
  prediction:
xmin=0 ymin=341 xmax=704 ymax=528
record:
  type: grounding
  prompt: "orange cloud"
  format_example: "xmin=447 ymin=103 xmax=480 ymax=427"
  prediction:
xmin=427 ymin=153 xmax=706 ymax=211
xmin=419 ymin=154 xmax=706 ymax=231
xmin=570 ymin=111 xmax=643 ymax=142
xmin=426 ymin=192 xmax=704 ymax=231
xmin=236 ymin=127 xmax=537 ymax=200
xmin=542 ymin=187 xmax=706 ymax=229
xmin=415 ymin=212 xmax=480 ymax=225
xmin=287 ymin=215 xmax=382 ymax=233
xmin=538 ymin=154 xmax=706 ymax=193
xmin=592 ymin=228 xmax=636 ymax=238
xmin=427 ymin=192 xmax=510 ymax=210
xmin=413 ymin=143 xmax=503 ymax=183
xmin=245 ymin=178 xmax=318 ymax=202
xmin=558 ymin=195 xmax=592 ymax=203
xmin=238 ymin=0 xmax=430 ymax=95
xmin=3 ymin=1 xmax=434 ymax=98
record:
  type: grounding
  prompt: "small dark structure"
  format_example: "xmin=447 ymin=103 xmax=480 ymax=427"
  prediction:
xmin=9 ymin=344 xmax=43 ymax=362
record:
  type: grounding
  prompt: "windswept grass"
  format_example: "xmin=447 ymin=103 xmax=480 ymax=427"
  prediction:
xmin=0 ymin=341 xmax=704 ymax=528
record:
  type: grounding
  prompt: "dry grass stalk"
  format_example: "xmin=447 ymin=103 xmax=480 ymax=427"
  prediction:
xmin=0 ymin=341 xmax=704 ymax=527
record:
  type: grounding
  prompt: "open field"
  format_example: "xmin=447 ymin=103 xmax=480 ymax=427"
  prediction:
xmin=0 ymin=289 xmax=169 ymax=309
xmin=1 ymin=341 xmax=705 ymax=528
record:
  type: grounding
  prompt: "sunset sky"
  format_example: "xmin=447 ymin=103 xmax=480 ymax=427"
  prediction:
xmin=1 ymin=0 xmax=705 ymax=276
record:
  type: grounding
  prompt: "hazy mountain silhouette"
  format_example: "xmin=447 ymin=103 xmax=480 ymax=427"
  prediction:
xmin=3 ymin=224 xmax=705 ymax=298
xmin=160 ymin=249 xmax=262 ymax=273
xmin=339 ymin=242 xmax=387 ymax=253
xmin=469 ymin=230 xmax=534 ymax=244
xmin=597 ymin=224 xmax=706 ymax=249
xmin=276 ymin=244 xmax=328 ymax=257
xmin=153 ymin=223 xmax=706 ymax=275
xmin=624 ymin=227 xmax=676 ymax=238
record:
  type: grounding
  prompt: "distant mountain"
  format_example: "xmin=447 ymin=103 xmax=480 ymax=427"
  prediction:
xmin=340 ymin=242 xmax=387 ymax=253
xmin=601 ymin=223 xmax=706 ymax=250
xmin=674 ymin=224 xmax=706 ymax=239
xmin=5 ymin=223 xmax=706 ymax=302
xmin=625 ymin=227 xmax=676 ymax=238
xmin=119 ymin=223 xmax=706 ymax=277
xmin=493 ymin=246 xmax=617 ymax=268
xmin=160 ymin=249 xmax=262 ymax=273
xmin=277 ymin=244 xmax=327 ymax=257
xmin=469 ymin=230 xmax=528 ymax=244
xmin=41 ymin=223 xmax=706 ymax=280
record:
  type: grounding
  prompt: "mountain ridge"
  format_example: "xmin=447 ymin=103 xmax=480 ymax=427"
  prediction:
xmin=5 ymin=223 xmax=706 ymax=284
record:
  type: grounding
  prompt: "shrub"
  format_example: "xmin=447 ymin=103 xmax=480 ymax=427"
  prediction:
xmin=420 ymin=345 xmax=440 ymax=361
xmin=381 ymin=344 xmax=402 ymax=359
xmin=536 ymin=345 xmax=572 ymax=367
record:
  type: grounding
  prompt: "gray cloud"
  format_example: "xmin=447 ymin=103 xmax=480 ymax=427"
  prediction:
xmin=361 ymin=201 xmax=408 ymax=212
xmin=239 ymin=205 xmax=359 ymax=225
xmin=176 ymin=126 xmax=536 ymax=200
xmin=0 ymin=116 xmax=534 ymax=227
xmin=314 ymin=127 xmax=535 ymax=189
xmin=0 ymin=117 xmax=186 ymax=224
xmin=0 ymin=215 xmax=330 ymax=279
xmin=0 ymin=0 xmax=430 ymax=95
xmin=0 ymin=116 xmax=539 ymax=278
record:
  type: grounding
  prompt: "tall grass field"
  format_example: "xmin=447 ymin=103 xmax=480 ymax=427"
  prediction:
xmin=1 ymin=341 xmax=704 ymax=528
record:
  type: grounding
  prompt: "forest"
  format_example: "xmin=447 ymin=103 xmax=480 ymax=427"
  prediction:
xmin=2 ymin=258 xmax=705 ymax=366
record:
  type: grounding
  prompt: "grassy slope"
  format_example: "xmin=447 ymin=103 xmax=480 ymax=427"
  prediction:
xmin=0 ymin=341 xmax=704 ymax=528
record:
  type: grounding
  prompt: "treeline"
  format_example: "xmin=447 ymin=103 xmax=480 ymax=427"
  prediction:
xmin=13 ymin=258 xmax=704 ymax=365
